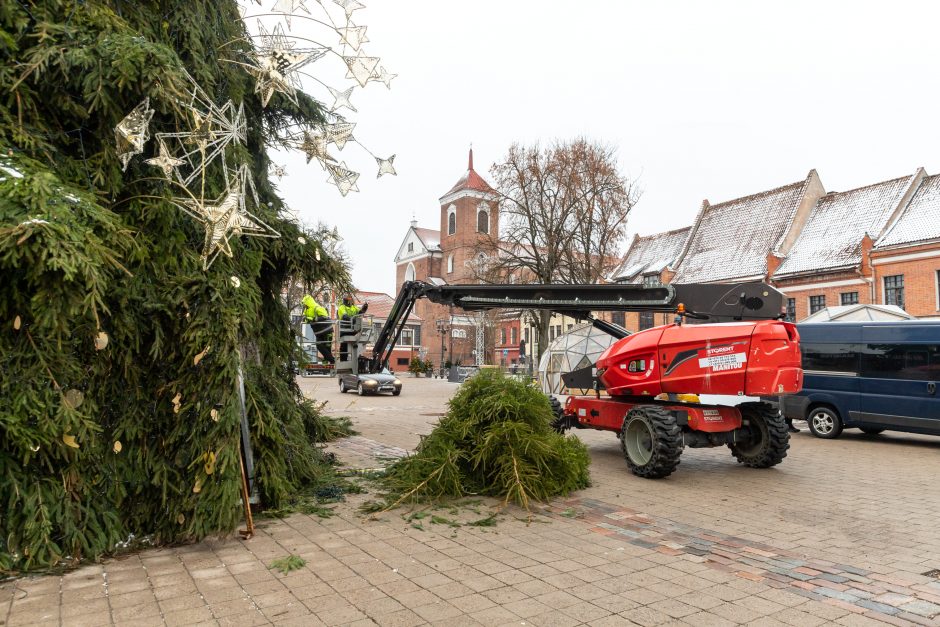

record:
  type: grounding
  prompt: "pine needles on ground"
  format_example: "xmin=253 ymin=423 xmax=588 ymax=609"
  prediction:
xmin=269 ymin=555 xmax=306 ymax=574
xmin=379 ymin=370 xmax=590 ymax=511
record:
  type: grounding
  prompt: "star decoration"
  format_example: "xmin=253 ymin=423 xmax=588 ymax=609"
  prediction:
xmin=376 ymin=155 xmax=396 ymax=177
xmin=248 ymin=22 xmax=326 ymax=107
xmin=371 ymin=66 xmax=397 ymax=89
xmin=174 ymin=166 xmax=279 ymax=269
xmin=299 ymin=131 xmax=336 ymax=164
xmin=343 ymin=52 xmax=380 ymax=87
xmin=338 ymin=25 xmax=368 ymax=50
xmin=154 ymin=71 xmax=246 ymax=186
xmin=328 ymin=86 xmax=357 ymax=112
xmin=272 ymin=0 xmax=310 ymax=28
xmin=333 ymin=0 xmax=365 ymax=19
xmin=323 ymin=121 xmax=356 ymax=149
xmin=270 ymin=163 xmax=288 ymax=179
xmin=326 ymin=161 xmax=360 ymax=196
xmin=145 ymin=138 xmax=185 ymax=178
xmin=115 ymin=98 xmax=154 ymax=171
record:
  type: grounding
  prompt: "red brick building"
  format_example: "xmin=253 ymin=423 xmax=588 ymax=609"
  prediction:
xmin=613 ymin=167 xmax=940 ymax=330
xmin=393 ymin=150 xmax=502 ymax=367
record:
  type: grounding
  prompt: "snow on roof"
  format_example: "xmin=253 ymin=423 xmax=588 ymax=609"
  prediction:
xmin=802 ymin=303 xmax=913 ymax=322
xmin=355 ymin=291 xmax=421 ymax=322
xmin=413 ymin=227 xmax=440 ymax=250
xmin=610 ymin=227 xmax=690 ymax=282
xmin=775 ymin=175 xmax=911 ymax=277
xmin=672 ymin=178 xmax=810 ymax=283
xmin=877 ymin=173 xmax=940 ymax=248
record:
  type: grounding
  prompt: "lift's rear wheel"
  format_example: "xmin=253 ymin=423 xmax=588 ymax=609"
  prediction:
xmin=729 ymin=402 xmax=790 ymax=468
xmin=619 ymin=406 xmax=683 ymax=479
xmin=548 ymin=395 xmax=569 ymax=433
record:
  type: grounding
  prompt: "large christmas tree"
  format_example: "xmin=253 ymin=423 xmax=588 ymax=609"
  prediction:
xmin=0 ymin=1 xmax=355 ymax=573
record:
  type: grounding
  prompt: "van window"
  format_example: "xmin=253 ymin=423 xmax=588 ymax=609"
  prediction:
xmin=801 ymin=343 xmax=859 ymax=373
xmin=861 ymin=344 xmax=938 ymax=381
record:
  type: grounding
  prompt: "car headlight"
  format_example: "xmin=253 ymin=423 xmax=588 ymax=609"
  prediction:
xmin=363 ymin=379 xmax=378 ymax=386
xmin=393 ymin=379 xmax=401 ymax=385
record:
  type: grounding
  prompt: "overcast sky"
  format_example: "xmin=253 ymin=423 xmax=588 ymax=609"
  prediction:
xmin=259 ymin=0 xmax=940 ymax=295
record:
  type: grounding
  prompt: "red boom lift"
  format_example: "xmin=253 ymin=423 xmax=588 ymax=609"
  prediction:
xmin=364 ymin=281 xmax=802 ymax=478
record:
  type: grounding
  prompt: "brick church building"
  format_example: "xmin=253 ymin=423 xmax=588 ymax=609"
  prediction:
xmin=393 ymin=150 xmax=514 ymax=368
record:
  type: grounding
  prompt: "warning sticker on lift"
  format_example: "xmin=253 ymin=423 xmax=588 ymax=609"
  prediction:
xmin=697 ymin=345 xmax=747 ymax=372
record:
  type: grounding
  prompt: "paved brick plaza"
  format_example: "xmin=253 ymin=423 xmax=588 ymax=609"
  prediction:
xmin=3 ymin=376 xmax=940 ymax=626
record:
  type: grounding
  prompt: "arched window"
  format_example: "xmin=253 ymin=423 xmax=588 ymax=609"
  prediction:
xmin=477 ymin=205 xmax=489 ymax=234
xmin=447 ymin=254 xmax=454 ymax=274
xmin=447 ymin=207 xmax=456 ymax=235
xmin=405 ymin=262 xmax=416 ymax=282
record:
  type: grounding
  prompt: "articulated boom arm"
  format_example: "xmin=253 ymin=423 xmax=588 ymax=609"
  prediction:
xmin=368 ymin=281 xmax=784 ymax=373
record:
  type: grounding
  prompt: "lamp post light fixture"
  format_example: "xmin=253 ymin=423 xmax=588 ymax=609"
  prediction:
xmin=436 ymin=318 xmax=451 ymax=373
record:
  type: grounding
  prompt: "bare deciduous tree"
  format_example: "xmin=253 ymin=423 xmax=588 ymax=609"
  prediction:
xmin=481 ymin=138 xmax=639 ymax=360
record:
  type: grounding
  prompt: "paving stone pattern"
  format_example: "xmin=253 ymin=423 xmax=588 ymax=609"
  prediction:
xmin=3 ymin=377 xmax=940 ymax=626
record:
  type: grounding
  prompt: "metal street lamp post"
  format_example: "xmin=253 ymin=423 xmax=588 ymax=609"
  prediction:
xmin=435 ymin=318 xmax=451 ymax=376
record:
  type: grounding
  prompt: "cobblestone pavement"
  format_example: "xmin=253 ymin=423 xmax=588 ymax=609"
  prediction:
xmin=3 ymin=376 xmax=940 ymax=626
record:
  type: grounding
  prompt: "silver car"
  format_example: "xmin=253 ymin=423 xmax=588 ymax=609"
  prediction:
xmin=338 ymin=369 xmax=402 ymax=396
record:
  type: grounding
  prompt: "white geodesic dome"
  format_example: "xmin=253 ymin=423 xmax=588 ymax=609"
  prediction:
xmin=537 ymin=323 xmax=617 ymax=394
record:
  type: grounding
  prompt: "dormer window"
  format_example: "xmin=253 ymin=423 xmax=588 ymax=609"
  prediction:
xmin=477 ymin=204 xmax=489 ymax=234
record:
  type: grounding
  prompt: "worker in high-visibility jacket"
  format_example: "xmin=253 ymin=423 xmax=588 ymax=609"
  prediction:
xmin=302 ymin=294 xmax=334 ymax=364
xmin=338 ymin=294 xmax=368 ymax=362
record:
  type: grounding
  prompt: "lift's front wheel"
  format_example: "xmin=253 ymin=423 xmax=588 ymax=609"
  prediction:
xmin=729 ymin=402 xmax=790 ymax=468
xmin=548 ymin=395 xmax=569 ymax=433
xmin=619 ymin=406 xmax=683 ymax=479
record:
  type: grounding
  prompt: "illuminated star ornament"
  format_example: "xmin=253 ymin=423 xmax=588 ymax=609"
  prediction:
xmin=333 ymin=0 xmax=365 ymax=19
xmin=343 ymin=52 xmax=380 ymax=87
xmin=328 ymin=86 xmax=356 ymax=113
xmin=174 ymin=165 xmax=279 ymax=269
xmin=248 ymin=22 xmax=326 ymax=107
xmin=326 ymin=161 xmax=360 ymax=196
xmin=376 ymin=155 xmax=396 ymax=177
xmin=272 ymin=0 xmax=310 ymax=28
xmin=270 ymin=163 xmax=288 ymax=179
xmin=323 ymin=121 xmax=356 ymax=149
xmin=114 ymin=98 xmax=155 ymax=171
xmin=145 ymin=138 xmax=185 ymax=178
xmin=338 ymin=25 xmax=368 ymax=50
xmin=298 ymin=130 xmax=336 ymax=164
xmin=371 ymin=66 xmax=396 ymax=88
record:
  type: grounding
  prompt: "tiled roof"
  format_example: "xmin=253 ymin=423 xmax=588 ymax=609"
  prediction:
xmin=877 ymin=173 xmax=940 ymax=248
xmin=672 ymin=177 xmax=811 ymax=283
xmin=355 ymin=291 xmax=421 ymax=322
xmin=443 ymin=148 xmax=494 ymax=196
xmin=610 ymin=227 xmax=691 ymax=282
xmin=775 ymin=175 xmax=911 ymax=276
xmin=414 ymin=227 xmax=440 ymax=250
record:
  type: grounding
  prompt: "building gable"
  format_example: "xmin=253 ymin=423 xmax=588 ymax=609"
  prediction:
xmin=394 ymin=226 xmax=440 ymax=264
xmin=672 ymin=171 xmax=823 ymax=283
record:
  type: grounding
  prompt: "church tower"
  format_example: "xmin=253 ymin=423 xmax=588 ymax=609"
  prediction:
xmin=438 ymin=148 xmax=499 ymax=282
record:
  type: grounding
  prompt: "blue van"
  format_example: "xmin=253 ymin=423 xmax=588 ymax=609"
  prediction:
xmin=781 ymin=321 xmax=940 ymax=438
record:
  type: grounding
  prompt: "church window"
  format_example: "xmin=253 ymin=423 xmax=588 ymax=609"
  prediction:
xmin=477 ymin=205 xmax=489 ymax=234
xmin=447 ymin=254 xmax=454 ymax=274
xmin=405 ymin=262 xmax=416 ymax=282
xmin=407 ymin=242 xmax=413 ymax=253
xmin=448 ymin=207 xmax=456 ymax=235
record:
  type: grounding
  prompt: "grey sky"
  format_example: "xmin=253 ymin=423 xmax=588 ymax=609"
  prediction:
xmin=266 ymin=0 xmax=940 ymax=295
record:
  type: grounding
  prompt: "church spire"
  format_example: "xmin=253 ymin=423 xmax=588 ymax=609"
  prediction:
xmin=468 ymin=145 xmax=473 ymax=171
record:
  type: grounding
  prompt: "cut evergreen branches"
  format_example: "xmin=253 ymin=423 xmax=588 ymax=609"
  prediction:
xmin=380 ymin=370 xmax=590 ymax=511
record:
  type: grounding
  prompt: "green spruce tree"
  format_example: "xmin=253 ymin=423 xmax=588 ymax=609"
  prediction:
xmin=0 ymin=1 xmax=352 ymax=573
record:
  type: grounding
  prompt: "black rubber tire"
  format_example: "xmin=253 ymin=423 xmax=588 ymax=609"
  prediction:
xmin=357 ymin=382 xmax=365 ymax=396
xmin=392 ymin=390 xmax=401 ymax=396
xmin=619 ymin=406 xmax=683 ymax=479
xmin=860 ymin=427 xmax=884 ymax=435
xmin=729 ymin=402 xmax=790 ymax=468
xmin=806 ymin=405 xmax=843 ymax=439
xmin=548 ymin=395 xmax=568 ymax=433
xmin=339 ymin=379 xmax=347 ymax=393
